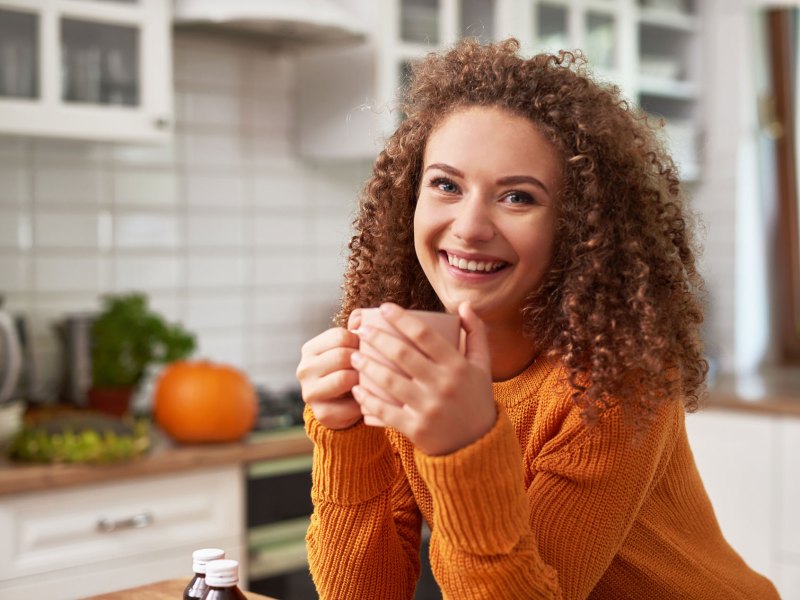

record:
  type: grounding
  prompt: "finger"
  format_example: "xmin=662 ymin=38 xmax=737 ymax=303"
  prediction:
xmin=309 ymin=397 xmax=363 ymax=430
xmin=298 ymin=346 xmax=357 ymax=381
xmin=357 ymin=325 xmax=430 ymax=380
xmin=347 ymin=308 xmax=362 ymax=331
xmin=302 ymin=368 xmax=360 ymax=405
xmin=458 ymin=301 xmax=492 ymax=369
xmin=351 ymin=351 xmax=421 ymax=408
xmin=377 ymin=303 xmax=457 ymax=361
xmin=352 ymin=385 xmax=411 ymax=429
xmin=301 ymin=327 xmax=359 ymax=357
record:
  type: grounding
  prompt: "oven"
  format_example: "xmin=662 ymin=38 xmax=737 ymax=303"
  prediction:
xmin=246 ymin=451 xmax=317 ymax=599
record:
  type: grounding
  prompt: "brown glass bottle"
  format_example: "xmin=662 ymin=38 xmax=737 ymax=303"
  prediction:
xmin=201 ymin=559 xmax=248 ymax=600
xmin=184 ymin=548 xmax=225 ymax=600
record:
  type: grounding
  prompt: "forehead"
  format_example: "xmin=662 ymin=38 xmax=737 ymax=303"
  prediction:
xmin=423 ymin=106 xmax=561 ymax=184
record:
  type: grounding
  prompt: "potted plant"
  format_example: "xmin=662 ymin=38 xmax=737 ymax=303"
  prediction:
xmin=88 ymin=293 xmax=196 ymax=416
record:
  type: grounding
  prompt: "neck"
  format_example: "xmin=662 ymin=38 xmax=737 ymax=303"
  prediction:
xmin=485 ymin=319 xmax=539 ymax=382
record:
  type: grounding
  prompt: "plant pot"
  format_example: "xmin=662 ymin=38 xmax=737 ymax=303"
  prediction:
xmin=87 ymin=387 xmax=135 ymax=417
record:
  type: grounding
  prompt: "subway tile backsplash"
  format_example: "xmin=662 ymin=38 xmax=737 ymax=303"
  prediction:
xmin=0 ymin=32 xmax=370 ymax=399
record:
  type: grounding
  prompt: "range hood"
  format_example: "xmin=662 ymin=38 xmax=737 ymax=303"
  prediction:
xmin=173 ymin=0 xmax=368 ymax=47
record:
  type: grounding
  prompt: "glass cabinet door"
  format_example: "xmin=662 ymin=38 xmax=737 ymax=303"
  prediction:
xmin=401 ymin=0 xmax=440 ymax=44
xmin=61 ymin=17 xmax=139 ymax=106
xmin=585 ymin=10 xmax=617 ymax=70
xmin=536 ymin=2 xmax=569 ymax=54
xmin=0 ymin=8 xmax=39 ymax=100
xmin=460 ymin=0 xmax=496 ymax=43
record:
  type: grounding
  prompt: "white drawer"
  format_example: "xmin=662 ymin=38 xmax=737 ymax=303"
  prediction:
xmin=0 ymin=466 xmax=242 ymax=581
xmin=0 ymin=534 xmax=242 ymax=600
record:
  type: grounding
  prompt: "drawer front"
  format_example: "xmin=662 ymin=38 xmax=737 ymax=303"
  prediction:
xmin=0 ymin=466 xmax=242 ymax=581
xmin=0 ymin=534 xmax=242 ymax=600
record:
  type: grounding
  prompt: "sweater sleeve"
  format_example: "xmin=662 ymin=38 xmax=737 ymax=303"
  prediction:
xmin=414 ymin=400 xmax=681 ymax=600
xmin=304 ymin=406 xmax=423 ymax=600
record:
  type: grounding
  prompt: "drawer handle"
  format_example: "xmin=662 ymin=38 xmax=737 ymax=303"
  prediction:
xmin=97 ymin=512 xmax=154 ymax=533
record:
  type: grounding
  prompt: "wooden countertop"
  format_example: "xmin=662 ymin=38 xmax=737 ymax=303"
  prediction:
xmin=705 ymin=367 xmax=800 ymax=417
xmin=0 ymin=426 xmax=312 ymax=497
xmin=86 ymin=578 xmax=275 ymax=599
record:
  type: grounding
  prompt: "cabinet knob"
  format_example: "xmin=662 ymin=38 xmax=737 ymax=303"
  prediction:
xmin=96 ymin=511 xmax=154 ymax=533
xmin=154 ymin=117 xmax=170 ymax=129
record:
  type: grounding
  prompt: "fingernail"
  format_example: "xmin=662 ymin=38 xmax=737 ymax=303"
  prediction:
xmin=352 ymin=385 xmax=364 ymax=399
xmin=351 ymin=352 xmax=363 ymax=367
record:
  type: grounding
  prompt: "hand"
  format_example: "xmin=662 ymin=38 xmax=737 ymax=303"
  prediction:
xmin=296 ymin=310 xmax=362 ymax=430
xmin=350 ymin=302 xmax=496 ymax=455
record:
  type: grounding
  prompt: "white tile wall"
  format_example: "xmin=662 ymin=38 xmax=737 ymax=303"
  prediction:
xmin=0 ymin=26 xmax=739 ymax=402
xmin=0 ymin=32 xmax=369 ymax=401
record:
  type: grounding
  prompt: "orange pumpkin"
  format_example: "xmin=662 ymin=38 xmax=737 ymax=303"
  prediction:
xmin=153 ymin=360 xmax=257 ymax=443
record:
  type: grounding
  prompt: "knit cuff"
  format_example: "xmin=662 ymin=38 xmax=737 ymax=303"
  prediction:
xmin=304 ymin=405 xmax=397 ymax=505
xmin=414 ymin=409 xmax=529 ymax=555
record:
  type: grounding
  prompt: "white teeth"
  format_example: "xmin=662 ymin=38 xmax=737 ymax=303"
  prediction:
xmin=446 ymin=253 xmax=504 ymax=273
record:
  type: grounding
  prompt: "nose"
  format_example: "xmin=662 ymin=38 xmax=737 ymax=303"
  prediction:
xmin=451 ymin=194 xmax=495 ymax=243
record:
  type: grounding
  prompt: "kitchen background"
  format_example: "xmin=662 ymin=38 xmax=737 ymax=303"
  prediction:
xmin=0 ymin=0 xmax=775 ymax=400
xmin=0 ymin=31 xmax=368 ymax=396
xmin=1 ymin=0 xmax=800 ymax=598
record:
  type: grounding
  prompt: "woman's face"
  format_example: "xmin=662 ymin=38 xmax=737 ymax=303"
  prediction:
xmin=413 ymin=105 xmax=560 ymax=328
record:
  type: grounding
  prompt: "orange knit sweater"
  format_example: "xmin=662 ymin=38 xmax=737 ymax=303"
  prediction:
xmin=304 ymin=356 xmax=779 ymax=599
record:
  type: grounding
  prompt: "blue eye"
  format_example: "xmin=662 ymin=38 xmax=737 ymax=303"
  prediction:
xmin=431 ymin=177 xmax=459 ymax=194
xmin=504 ymin=191 xmax=534 ymax=205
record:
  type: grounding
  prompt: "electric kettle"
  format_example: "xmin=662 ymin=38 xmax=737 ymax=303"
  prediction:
xmin=0 ymin=303 xmax=22 ymax=404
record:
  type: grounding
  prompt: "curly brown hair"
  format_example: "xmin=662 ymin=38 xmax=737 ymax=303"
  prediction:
xmin=336 ymin=38 xmax=707 ymax=422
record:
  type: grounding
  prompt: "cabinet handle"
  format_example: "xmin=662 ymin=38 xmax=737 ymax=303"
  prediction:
xmin=96 ymin=511 xmax=154 ymax=533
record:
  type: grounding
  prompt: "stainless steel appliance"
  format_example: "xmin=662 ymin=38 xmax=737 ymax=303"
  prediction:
xmin=246 ymin=449 xmax=316 ymax=599
xmin=0 ymin=303 xmax=22 ymax=404
xmin=54 ymin=313 xmax=95 ymax=405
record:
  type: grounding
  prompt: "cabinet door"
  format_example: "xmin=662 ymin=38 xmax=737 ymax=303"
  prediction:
xmin=684 ymin=410 xmax=775 ymax=580
xmin=0 ymin=0 xmax=172 ymax=142
xmin=0 ymin=466 xmax=243 ymax=596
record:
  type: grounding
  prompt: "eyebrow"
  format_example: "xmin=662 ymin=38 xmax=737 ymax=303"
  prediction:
xmin=424 ymin=162 xmax=551 ymax=196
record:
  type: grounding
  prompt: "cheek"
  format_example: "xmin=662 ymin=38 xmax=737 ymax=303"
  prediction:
xmin=413 ymin=199 xmax=441 ymax=256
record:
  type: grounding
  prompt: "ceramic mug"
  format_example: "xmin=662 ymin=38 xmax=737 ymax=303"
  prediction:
xmin=356 ymin=308 xmax=460 ymax=427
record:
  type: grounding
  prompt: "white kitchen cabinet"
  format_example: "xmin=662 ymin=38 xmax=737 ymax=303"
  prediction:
xmin=0 ymin=0 xmax=172 ymax=142
xmin=0 ymin=466 xmax=244 ymax=599
xmin=297 ymin=0 xmax=701 ymax=172
xmin=684 ymin=410 xmax=776 ymax=580
xmin=685 ymin=408 xmax=800 ymax=600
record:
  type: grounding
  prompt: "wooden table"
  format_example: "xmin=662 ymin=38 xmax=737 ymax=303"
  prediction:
xmin=85 ymin=578 xmax=277 ymax=599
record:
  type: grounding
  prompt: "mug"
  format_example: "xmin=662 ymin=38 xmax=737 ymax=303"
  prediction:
xmin=356 ymin=308 xmax=460 ymax=427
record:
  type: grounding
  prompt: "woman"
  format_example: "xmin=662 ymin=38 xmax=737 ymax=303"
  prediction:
xmin=295 ymin=39 xmax=779 ymax=599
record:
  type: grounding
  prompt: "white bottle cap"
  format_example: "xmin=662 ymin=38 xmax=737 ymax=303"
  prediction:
xmin=192 ymin=548 xmax=225 ymax=574
xmin=205 ymin=559 xmax=240 ymax=588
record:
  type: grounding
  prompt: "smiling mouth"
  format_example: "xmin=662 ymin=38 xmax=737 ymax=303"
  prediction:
xmin=444 ymin=251 xmax=508 ymax=273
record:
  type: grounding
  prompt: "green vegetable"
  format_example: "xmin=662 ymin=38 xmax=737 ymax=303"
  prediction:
xmin=7 ymin=413 xmax=151 ymax=464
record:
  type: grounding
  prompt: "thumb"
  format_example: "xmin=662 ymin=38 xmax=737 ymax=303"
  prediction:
xmin=458 ymin=302 xmax=491 ymax=370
